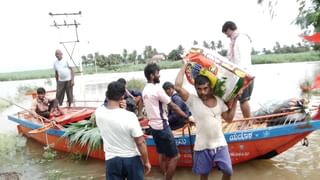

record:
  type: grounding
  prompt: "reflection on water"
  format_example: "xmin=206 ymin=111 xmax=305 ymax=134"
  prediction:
xmin=1 ymin=62 xmax=320 ymax=179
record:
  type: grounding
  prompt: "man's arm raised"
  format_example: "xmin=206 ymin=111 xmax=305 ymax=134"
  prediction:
xmin=175 ymin=59 xmax=190 ymax=102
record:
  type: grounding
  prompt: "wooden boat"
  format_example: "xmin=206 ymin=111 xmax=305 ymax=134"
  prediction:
xmin=7 ymin=106 xmax=320 ymax=167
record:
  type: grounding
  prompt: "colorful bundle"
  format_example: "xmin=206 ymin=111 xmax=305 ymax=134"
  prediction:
xmin=184 ymin=47 xmax=254 ymax=107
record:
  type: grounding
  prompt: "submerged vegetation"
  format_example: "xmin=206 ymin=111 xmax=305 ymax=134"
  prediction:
xmin=127 ymin=78 xmax=146 ymax=91
xmin=0 ymin=134 xmax=26 ymax=161
xmin=0 ymin=101 xmax=10 ymax=111
xmin=40 ymin=145 xmax=57 ymax=163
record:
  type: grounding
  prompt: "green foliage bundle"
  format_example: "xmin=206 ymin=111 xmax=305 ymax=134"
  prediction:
xmin=62 ymin=114 xmax=102 ymax=159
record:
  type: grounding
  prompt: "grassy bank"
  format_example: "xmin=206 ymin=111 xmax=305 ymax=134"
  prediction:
xmin=0 ymin=51 xmax=319 ymax=81
xmin=252 ymin=51 xmax=320 ymax=64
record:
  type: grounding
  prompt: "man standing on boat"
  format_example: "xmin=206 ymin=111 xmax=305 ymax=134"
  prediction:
xmin=54 ymin=49 xmax=74 ymax=108
xmin=142 ymin=63 xmax=189 ymax=180
xmin=175 ymin=59 xmax=238 ymax=180
xmin=222 ymin=21 xmax=254 ymax=118
xmin=95 ymin=81 xmax=151 ymax=180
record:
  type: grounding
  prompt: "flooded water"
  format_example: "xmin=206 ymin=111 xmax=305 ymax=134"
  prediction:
xmin=1 ymin=61 xmax=320 ymax=180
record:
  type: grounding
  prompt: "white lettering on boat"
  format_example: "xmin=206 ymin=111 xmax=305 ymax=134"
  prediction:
xmin=230 ymin=152 xmax=250 ymax=157
xmin=175 ymin=138 xmax=187 ymax=145
xmin=229 ymin=132 xmax=253 ymax=141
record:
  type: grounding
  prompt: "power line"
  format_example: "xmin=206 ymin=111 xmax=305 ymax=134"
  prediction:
xmin=49 ymin=11 xmax=82 ymax=16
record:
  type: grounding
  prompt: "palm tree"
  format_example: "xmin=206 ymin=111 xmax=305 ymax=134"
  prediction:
xmin=122 ymin=49 xmax=128 ymax=63
xmin=203 ymin=40 xmax=210 ymax=49
xmin=177 ymin=45 xmax=184 ymax=55
xmin=210 ymin=41 xmax=216 ymax=50
xmin=81 ymin=55 xmax=88 ymax=67
xmin=193 ymin=40 xmax=198 ymax=45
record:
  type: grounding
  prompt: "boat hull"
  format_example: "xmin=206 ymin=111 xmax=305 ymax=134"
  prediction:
xmin=11 ymin=114 xmax=320 ymax=167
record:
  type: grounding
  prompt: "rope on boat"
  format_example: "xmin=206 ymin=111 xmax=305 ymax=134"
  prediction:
xmin=301 ymin=138 xmax=309 ymax=147
xmin=0 ymin=97 xmax=52 ymax=148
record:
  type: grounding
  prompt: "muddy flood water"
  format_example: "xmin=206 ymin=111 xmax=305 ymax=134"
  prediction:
xmin=1 ymin=61 xmax=320 ymax=180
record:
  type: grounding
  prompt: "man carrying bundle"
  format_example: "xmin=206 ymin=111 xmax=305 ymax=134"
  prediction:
xmin=222 ymin=21 xmax=254 ymax=118
xmin=175 ymin=58 xmax=238 ymax=180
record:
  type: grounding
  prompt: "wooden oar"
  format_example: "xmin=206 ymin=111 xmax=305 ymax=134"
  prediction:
xmin=0 ymin=97 xmax=50 ymax=122
xmin=0 ymin=97 xmax=36 ymax=115
xmin=0 ymin=97 xmax=53 ymax=146
xmin=28 ymin=108 xmax=87 ymax=134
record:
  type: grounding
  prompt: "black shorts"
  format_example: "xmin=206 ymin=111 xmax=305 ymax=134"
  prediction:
xmin=106 ymin=156 xmax=144 ymax=180
xmin=150 ymin=126 xmax=178 ymax=157
xmin=239 ymin=80 xmax=254 ymax=104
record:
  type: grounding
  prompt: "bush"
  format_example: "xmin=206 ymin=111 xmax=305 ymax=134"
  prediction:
xmin=127 ymin=78 xmax=145 ymax=91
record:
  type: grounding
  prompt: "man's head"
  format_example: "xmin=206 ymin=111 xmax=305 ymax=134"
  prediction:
xmin=117 ymin=78 xmax=127 ymax=86
xmin=222 ymin=21 xmax=237 ymax=38
xmin=194 ymin=75 xmax=212 ymax=101
xmin=162 ymin=81 xmax=175 ymax=97
xmin=144 ymin=63 xmax=160 ymax=84
xmin=36 ymin=87 xmax=46 ymax=100
xmin=106 ymin=81 xmax=125 ymax=101
xmin=55 ymin=49 xmax=63 ymax=60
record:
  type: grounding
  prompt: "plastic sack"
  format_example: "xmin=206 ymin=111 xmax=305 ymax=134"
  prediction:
xmin=184 ymin=47 xmax=254 ymax=106
xmin=253 ymin=98 xmax=307 ymax=126
xmin=253 ymin=98 xmax=305 ymax=116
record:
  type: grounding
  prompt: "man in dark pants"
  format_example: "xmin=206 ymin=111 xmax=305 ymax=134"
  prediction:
xmin=54 ymin=49 xmax=74 ymax=108
xmin=222 ymin=21 xmax=254 ymax=118
xmin=95 ymin=81 xmax=151 ymax=180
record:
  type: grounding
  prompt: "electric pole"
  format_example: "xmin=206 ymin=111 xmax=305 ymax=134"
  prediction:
xmin=49 ymin=11 xmax=82 ymax=73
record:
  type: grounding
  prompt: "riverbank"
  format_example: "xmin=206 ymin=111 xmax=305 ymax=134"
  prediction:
xmin=0 ymin=51 xmax=319 ymax=81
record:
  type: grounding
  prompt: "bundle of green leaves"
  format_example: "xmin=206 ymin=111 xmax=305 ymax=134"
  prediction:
xmin=62 ymin=113 xmax=102 ymax=159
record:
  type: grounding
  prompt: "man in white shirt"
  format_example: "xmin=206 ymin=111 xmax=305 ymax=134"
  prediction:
xmin=95 ymin=81 xmax=151 ymax=180
xmin=53 ymin=49 xmax=74 ymax=108
xmin=222 ymin=21 xmax=254 ymax=118
xmin=175 ymin=59 xmax=238 ymax=180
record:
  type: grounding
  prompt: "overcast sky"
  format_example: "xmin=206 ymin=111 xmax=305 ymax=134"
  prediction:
xmin=0 ymin=0 xmax=304 ymax=73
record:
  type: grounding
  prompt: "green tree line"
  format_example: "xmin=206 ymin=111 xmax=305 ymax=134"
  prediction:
xmin=81 ymin=40 xmax=316 ymax=69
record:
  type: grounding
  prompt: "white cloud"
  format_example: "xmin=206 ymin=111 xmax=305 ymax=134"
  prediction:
xmin=0 ymin=0 xmax=304 ymax=72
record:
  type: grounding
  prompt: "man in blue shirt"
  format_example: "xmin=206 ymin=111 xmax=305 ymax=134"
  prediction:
xmin=162 ymin=81 xmax=191 ymax=130
xmin=104 ymin=78 xmax=143 ymax=118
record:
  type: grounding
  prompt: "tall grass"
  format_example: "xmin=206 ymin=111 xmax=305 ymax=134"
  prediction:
xmin=0 ymin=101 xmax=10 ymax=111
xmin=252 ymin=51 xmax=320 ymax=64
xmin=0 ymin=69 xmax=55 ymax=81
